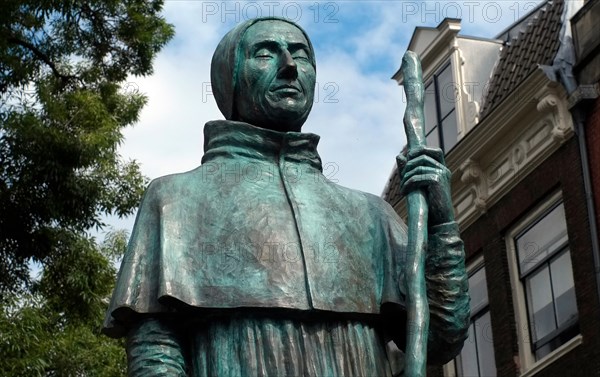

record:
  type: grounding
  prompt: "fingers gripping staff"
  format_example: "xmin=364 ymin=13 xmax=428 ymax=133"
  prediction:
xmin=400 ymin=51 xmax=429 ymax=377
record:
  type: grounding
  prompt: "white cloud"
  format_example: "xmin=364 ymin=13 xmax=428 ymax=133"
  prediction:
xmin=119 ymin=2 xmax=224 ymax=179
xmin=305 ymin=48 xmax=405 ymax=193
xmin=119 ymin=1 xmax=410 ymax=196
xmin=105 ymin=0 xmax=543 ymax=237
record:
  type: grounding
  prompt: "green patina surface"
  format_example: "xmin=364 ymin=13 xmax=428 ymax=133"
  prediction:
xmin=103 ymin=17 xmax=470 ymax=377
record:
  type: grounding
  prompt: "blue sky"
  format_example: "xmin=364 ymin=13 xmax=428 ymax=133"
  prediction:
xmin=104 ymin=0 xmax=545 ymax=234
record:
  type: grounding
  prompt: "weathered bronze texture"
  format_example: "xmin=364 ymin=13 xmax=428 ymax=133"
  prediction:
xmin=401 ymin=51 xmax=430 ymax=377
xmin=103 ymin=17 xmax=470 ymax=377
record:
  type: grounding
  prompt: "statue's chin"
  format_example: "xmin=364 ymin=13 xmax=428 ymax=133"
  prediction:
xmin=257 ymin=99 xmax=312 ymax=131
xmin=234 ymin=94 xmax=313 ymax=132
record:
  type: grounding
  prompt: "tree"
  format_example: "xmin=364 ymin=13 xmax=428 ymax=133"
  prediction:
xmin=0 ymin=0 xmax=174 ymax=296
xmin=0 ymin=2 xmax=173 ymax=373
xmin=0 ymin=230 xmax=129 ymax=376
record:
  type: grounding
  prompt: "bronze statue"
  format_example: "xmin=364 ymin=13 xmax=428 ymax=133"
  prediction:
xmin=103 ymin=17 xmax=469 ymax=377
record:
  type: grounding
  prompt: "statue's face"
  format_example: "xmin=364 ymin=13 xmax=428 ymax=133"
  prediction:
xmin=234 ymin=20 xmax=316 ymax=132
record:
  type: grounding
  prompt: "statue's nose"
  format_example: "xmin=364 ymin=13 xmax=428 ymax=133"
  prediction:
xmin=277 ymin=50 xmax=298 ymax=80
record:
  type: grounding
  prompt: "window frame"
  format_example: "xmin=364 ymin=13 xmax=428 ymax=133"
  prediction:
xmin=444 ymin=256 xmax=497 ymax=377
xmin=506 ymin=191 xmax=582 ymax=376
xmin=424 ymin=61 xmax=458 ymax=153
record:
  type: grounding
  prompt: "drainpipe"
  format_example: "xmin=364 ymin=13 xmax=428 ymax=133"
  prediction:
xmin=570 ymin=94 xmax=600 ymax=307
xmin=550 ymin=0 xmax=600 ymax=306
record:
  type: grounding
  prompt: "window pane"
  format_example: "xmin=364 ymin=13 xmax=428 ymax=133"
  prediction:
xmin=517 ymin=203 xmax=568 ymax=275
xmin=457 ymin=322 xmax=479 ymax=377
xmin=424 ymin=84 xmax=437 ymax=134
xmin=475 ymin=311 xmax=497 ymax=377
xmin=535 ymin=342 xmax=553 ymax=360
xmin=436 ymin=64 xmax=456 ymax=118
xmin=526 ymin=266 xmax=556 ymax=342
xmin=550 ymin=251 xmax=578 ymax=327
xmin=441 ymin=110 xmax=458 ymax=152
xmin=470 ymin=268 xmax=488 ymax=313
xmin=513 ymin=199 xmax=580 ymax=364
xmin=426 ymin=127 xmax=440 ymax=149
xmin=456 ymin=267 xmax=496 ymax=377
xmin=535 ymin=322 xmax=579 ymax=360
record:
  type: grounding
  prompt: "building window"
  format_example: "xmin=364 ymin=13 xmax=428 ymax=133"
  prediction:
xmin=507 ymin=193 xmax=581 ymax=373
xmin=514 ymin=201 xmax=579 ymax=360
xmin=454 ymin=265 xmax=497 ymax=377
xmin=424 ymin=62 xmax=458 ymax=152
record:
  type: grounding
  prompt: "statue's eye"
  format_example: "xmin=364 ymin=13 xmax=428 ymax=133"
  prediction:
xmin=292 ymin=49 xmax=310 ymax=61
xmin=254 ymin=48 xmax=274 ymax=59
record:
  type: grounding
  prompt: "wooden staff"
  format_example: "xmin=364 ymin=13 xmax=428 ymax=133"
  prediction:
xmin=400 ymin=51 xmax=429 ymax=377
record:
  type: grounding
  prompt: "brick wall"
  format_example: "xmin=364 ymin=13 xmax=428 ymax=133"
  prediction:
xmin=428 ymin=137 xmax=600 ymax=376
xmin=585 ymin=96 xmax=600 ymax=252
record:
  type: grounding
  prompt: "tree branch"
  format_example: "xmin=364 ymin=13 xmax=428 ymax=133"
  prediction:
xmin=7 ymin=36 xmax=78 ymax=83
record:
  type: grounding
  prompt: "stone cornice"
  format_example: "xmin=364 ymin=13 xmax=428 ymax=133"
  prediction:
xmin=446 ymin=68 xmax=574 ymax=230
xmin=392 ymin=19 xmax=461 ymax=84
xmin=393 ymin=68 xmax=575 ymax=227
xmin=446 ymin=69 xmax=549 ymax=167
xmin=419 ymin=22 xmax=460 ymax=81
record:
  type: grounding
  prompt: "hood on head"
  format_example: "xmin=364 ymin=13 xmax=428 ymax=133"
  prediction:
xmin=210 ymin=17 xmax=316 ymax=120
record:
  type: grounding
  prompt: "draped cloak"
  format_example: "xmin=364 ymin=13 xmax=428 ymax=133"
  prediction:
xmin=104 ymin=120 xmax=409 ymax=334
xmin=103 ymin=17 xmax=469 ymax=376
xmin=102 ymin=121 xmax=469 ymax=376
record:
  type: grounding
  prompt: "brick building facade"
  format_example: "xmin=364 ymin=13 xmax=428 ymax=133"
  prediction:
xmin=586 ymin=97 xmax=600 ymax=238
xmin=383 ymin=0 xmax=600 ymax=375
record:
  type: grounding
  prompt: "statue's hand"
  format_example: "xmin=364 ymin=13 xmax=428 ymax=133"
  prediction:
xmin=397 ymin=146 xmax=454 ymax=226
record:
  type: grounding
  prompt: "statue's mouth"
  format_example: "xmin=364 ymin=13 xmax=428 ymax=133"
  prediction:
xmin=271 ymin=84 xmax=302 ymax=93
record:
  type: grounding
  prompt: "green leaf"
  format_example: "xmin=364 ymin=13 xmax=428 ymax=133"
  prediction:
xmin=0 ymin=1 xmax=174 ymax=373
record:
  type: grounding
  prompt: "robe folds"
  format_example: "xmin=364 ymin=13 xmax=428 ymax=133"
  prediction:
xmin=103 ymin=120 xmax=470 ymax=376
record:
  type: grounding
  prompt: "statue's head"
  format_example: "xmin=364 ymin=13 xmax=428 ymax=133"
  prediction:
xmin=211 ymin=17 xmax=316 ymax=132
